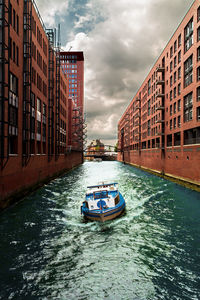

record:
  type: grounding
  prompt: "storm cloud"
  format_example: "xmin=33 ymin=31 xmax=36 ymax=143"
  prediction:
xmin=35 ymin=0 xmax=194 ymax=146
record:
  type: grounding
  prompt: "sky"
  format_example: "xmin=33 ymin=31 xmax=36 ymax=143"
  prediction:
xmin=35 ymin=0 xmax=194 ymax=146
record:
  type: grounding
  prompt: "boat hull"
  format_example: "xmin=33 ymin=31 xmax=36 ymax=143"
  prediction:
xmin=82 ymin=192 xmax=126 ymax=222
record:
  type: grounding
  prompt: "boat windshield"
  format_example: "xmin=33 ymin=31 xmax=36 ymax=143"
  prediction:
xmin=93 ymin=190 xmax=108 ymax=199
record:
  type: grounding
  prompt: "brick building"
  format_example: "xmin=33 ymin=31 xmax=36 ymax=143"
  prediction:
xmin=118 ymin=0 xmax=200 ymax=187
xmin=60 ymin=51 xmax=85 ymax=151
xmin=0 ymin=0 xmax=84 ymax=209
xmin=86 ymin=140 xmax=105 ymax=160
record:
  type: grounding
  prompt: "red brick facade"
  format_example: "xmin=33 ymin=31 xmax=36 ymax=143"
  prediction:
xmin=60 ymin=51 xmax=85 ymax=151
xmin=0 ymin=0 xmax=83 ymax=209
xmin=118 ymin=0 xmax=200 ymax=187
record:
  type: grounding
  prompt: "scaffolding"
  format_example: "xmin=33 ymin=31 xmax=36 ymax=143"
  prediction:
xmin=55 ymin=26 xmax=61 ymax=159
xmin=46 ymin=29 xmax=55 ymax=161
xmin=72 ymin=107 xmax=87 ymax=151
xmin=135 ymin=97 xmax=141 ymax=152
xmin=22 ymin=0 xmax=32 ymax=166
xmin=124 ymin=112 xmax=130 ymax=150
xmin=0 ymin=0 xmax=10 ymax=169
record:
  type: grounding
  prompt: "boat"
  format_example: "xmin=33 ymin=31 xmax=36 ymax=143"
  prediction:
xmin=81 ymin=182 xmax=126 ymax=222
xmin=93 ymin=158 xmax=102 ymax=162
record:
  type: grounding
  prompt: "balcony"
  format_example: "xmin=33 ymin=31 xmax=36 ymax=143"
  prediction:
xmin=156 ymin=92 xmax=165 ymax=99
xmin=156 ymin=131 xmax=164 ymax=136
xmin=156 ymin=106 xmax=164 ymax=111
xmin=135 ymin=114 xmax=140 ymax=119
xmin=135 ymin=105 xmax=141 ymax=110
xmin=156 ymin=66 xmax=165 ymax=73
xmin=156 ymin=79 xmax=165 ymax=86
xmin=156 ymin=119 xmax=164 ymax=124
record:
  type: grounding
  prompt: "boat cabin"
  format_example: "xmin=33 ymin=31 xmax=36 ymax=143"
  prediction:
xmin=85 ymin=183 xmax=120 ymax=210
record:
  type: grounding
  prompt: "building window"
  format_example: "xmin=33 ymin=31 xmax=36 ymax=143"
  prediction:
xmin=43 ymin=103 xmax=46 ymax=116
xmin=148 ymin=120 xmax=151 ymax=136
xmin=178 ymin=99 xmax=181 ymax=111
xmin=170 ymin=76 xmax=173 ymax=87
xmin=9 ymin=3 xmax=12 ymax=25
xmin=170 ymin=120 xmax=172 ymax=130
xmin=31 ymin=92 xmax=35 ymax=108
xmin=148 ymin=79 xmax=151 ymax=96
xmin=178 ymin=116 xmax=181 ymax=128
xmin=184 ymin=127 xmax=200 ymax=145
xmin=197 ymin=66 xmax=200 ymax=81
xmin=17 ymin=15 xmax=19 ymax=34
xmin=10 ymin=73 xmax=18 ymax=95
xmin=198 ymin=6 xmax=200 ymax=22
xmin=37 ymin=98 xmax=41 ymax=112
xmin=13 ymin=9 xmax=16 ymax=31
xmin=9 ymin=135 xmax=18 ymax=154
xmin=177 ymin=68 xmax=181 ymax=81
xmin=178 ymin=34 xmax=181 ymax=47
xmin=13 ymin=41 xmax=15 ymax=62
xmin=170 ymin=105 xmax=172 ymax=116
xmin=174 ymin=118 xmax=176 ymax=129
xmin=174 ymin=132 xmax=181 ymax=146
xmin=16 ymin=46 xmax=19 ymax=65
xmin=197 ymin=107 xmax=200 ymax=121
xmin=198 ymin=27 xmax=200 ymax=42
xmin=184 ymin=92 xmax=193 ymax=122
xmin=197 ymin=86 xmax=200 ymax=102
xmin=174 ymin=40 xmax=177 ymax=53
xmin=174 ymin=71 xmax=177 ymax=83
xmin=170 ymin=90 xmax=172 ymax=101
xmin=174 ymin=56 xmax=177 ymax=68
xmin=184 ymin=18 xmax=193 ymax=53
xmin=170 ymin=46 xmax=173 ymax=58
xmin=167 ymin=134 xmax=172 ymax=146
xmin=178 ymin=83 xmax=181 ymax=96
xmin=178 ymin=50 xmax=181 ymax=63
xmin=184 ymin=55 xmax=193 ymax=87
xmin=9 ymin=106 xmax=18 ymax=128
xmin=174 ymin=87 xmax=177 ymax=98
xmin=174 ymin=102 xmax=177 ymax=114
xmin=148 ymin=100 xmax=151 ymax=116
xmin=170 ymin=61 xmax=173 ymax=72
xmin=198 ymin=47 xmax=200 ymax=62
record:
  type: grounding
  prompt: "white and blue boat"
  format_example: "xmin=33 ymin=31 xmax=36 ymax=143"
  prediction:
xmin=81 ymin=182 xmax=126 ymax=222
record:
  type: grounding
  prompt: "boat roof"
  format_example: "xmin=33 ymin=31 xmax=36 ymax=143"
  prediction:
xmin=87 ymin=182 xmax=118 ymax=189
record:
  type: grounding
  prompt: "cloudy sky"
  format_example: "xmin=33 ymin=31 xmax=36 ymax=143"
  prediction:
xmin=35 ymin=0 xmax=194 ymax=146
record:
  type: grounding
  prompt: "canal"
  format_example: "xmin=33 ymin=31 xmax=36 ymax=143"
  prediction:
xmin=0 ymin=161 xmax=200 ymax=300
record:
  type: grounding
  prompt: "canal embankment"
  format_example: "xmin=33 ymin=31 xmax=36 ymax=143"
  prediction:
xmin=0 ymin=151 xmax=83 ymax=212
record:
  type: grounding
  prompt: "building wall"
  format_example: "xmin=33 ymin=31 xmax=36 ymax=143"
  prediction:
xmin=118 ymin=0 xmax=200 ymax=186
xmin=0 ymin=0 xmax=83 ymax=209
xmin=60 ymin=51 xmax=85 ymax=150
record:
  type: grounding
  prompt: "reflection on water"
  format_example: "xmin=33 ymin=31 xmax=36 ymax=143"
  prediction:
xmin=0 ymin=162 xmax=200 ymax=300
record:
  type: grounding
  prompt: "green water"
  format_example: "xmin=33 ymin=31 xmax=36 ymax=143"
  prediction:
xmin=0 ymin=161 xmax=200 ymax=300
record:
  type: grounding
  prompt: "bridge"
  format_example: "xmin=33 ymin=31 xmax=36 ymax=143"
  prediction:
xmin=84 ymin=145 xmax=119 ymax=160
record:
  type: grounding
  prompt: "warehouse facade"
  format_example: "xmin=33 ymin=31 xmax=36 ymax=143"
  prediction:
xmin=0 ymin=0 xmax=84 ymax=209
xmin=118 ymin=0 xmax=200 ymax=187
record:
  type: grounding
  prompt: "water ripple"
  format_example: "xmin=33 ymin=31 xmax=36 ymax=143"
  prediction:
xmin=0 ymin=162 xmax=200 ymax=299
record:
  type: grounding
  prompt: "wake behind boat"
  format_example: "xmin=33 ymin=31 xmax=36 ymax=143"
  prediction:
xmin=81 ymin=182 xmax=126 ymax=222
